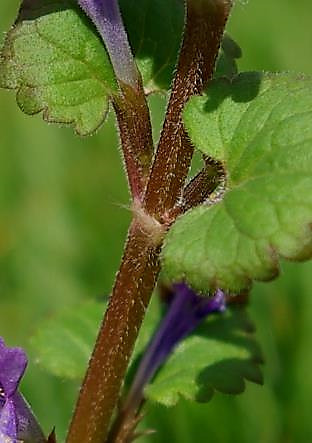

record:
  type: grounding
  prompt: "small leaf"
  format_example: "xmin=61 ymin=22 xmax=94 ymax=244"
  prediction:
xmin=163 ymin=72 xmax=312 ymax=292
xmin=30 ymin=300 xmax=104 ymax=379
xmin=0 ymin=0 xmax=118 ymax=135
xmin=145 ymin=307 xmax=263 ymax=406
xmin=214 ymin=34 xmax=242 ymax=80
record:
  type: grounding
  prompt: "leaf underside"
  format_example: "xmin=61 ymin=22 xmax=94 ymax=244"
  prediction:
xmin=163 ymin=72 xmax=312 ymax=292
xmin=0 ymin=0 xmax=117 ymax=136
xmin=120 ymin=0 xmax=184 ymax=94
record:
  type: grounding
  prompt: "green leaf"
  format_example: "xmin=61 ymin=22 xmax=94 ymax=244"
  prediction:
xmin=0 ymin=0 xmax=118 ymax=136
xmin=1 ymin=0 xmax=232 ymax=133
xmin=120 ymin=0 xmax=184 ymax=94
xmin=145 ymin=307 xmax=263 ymax=406
xmin=30 ymin=300 xmax=105 ymax=379
xmin=163 ymin=72 xmax=312 ymax=292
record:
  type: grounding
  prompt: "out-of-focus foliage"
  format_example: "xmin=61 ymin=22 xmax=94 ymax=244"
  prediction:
xmin=31 ymin=300 xmax=105 ymax=379
xmin=1 ymin=0 xmax=312 ymax=441
xmin=31 ymin=295 xmax=263 ymax=407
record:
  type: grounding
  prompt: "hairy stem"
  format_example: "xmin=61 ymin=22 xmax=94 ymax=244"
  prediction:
xmin=103 ymin=2 xmax=233 ymax=442
xmin=67 ymin=2 xmax=232 ymax=442
xmin=144 ymin=0 xmax=232 ymax=221
xmin=113 ymin=83 xmax=154 ymax=200
xmin=79 ymin=0 xmax=154 ymax=200
xmin=66 ymin=218 xmax=162 ymax=443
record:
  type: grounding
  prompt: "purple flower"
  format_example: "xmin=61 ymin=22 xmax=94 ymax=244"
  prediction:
xmin=78 ymin=0 xmax=139 ymax=87
xmin=125 ymin=283 xmax=226 ymax=412
xmin=0 ymin=338 xmax=46 ymax=442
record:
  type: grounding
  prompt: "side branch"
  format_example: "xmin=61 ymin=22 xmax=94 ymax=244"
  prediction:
xmin=182 ymin=157 xmax=225 ymax=212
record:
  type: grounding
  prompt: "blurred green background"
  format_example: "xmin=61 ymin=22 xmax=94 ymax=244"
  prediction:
xmin=1 ymin=1 xmax=312 ymax=442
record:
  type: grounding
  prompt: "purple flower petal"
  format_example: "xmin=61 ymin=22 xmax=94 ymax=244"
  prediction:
xmin=0 ymin=399 xmax=18 ymax=441
xmin=0 ymin=339 xmax=27 ymax=397
xmin=78 ymin=0 xmax=138 ymax=87
xmin=0 ymin=339 xmax=46 ymax=442
xmin=13 ymin=393 xmax=46 ymax=443
xmin=125 ymin=283 xmax=226 ymax=412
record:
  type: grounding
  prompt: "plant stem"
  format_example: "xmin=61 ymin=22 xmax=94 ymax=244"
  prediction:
xmin=66 ymin=2 xmax=232 ymax=442
xmin=113 ymin=83 xmax=154 ymax=200
xmin=144 ymin=0 xmax=232 ymax=220
xmin=79 ymin=0 xmax=154 ymax=200
xmin=66 ymin=219 xmax=162 ymax=443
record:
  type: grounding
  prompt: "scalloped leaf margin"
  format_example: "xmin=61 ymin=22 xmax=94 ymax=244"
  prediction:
xmin=162 ymin=72 xmax=312 ymax=292
xmin=0 ymin=0 xmax=118 ymax=135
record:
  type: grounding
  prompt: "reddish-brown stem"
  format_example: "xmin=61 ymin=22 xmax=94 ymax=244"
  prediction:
xmin=66 ymin=218 xmax=162 ymax=443
xmin=99 ymin=2 xmax=233 ymax=442
xmin=113 ymin=81 xmax=154 ymax=201
xmin=66 ymin=2 xmax=232 ymax=443
xmin=144 ymin=0 xmax=232 ymax=220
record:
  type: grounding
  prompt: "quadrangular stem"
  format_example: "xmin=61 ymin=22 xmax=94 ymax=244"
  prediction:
xmin=144 ymin=0 xmax=232 ymax=220
xmin=66 ymin=2 xmax=232 ymax=443
xmin=113 ymin=83 xmax=154 ymax=200
xmin=66 ymin=219 xmax=162 ymax=443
